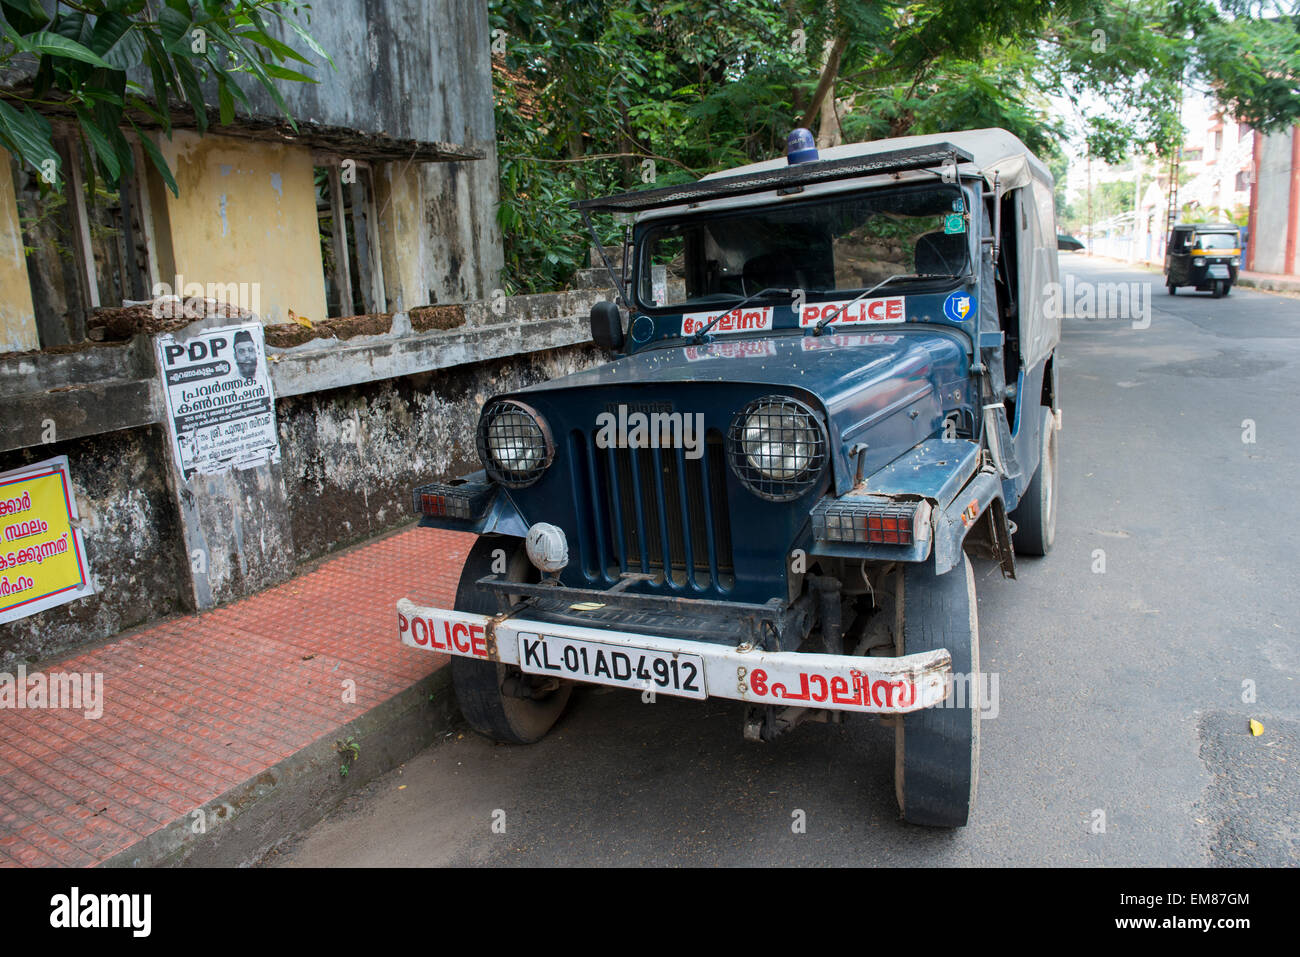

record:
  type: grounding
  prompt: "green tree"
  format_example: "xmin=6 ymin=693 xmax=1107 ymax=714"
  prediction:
xmin=492 ymin=0 xmax=804 ymax=291
xmin=491 ymin=0 xmax=1300 ymax=290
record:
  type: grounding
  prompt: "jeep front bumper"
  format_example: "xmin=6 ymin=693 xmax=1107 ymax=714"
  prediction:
xmin=397 ymin=598 xmax=951 ymax=714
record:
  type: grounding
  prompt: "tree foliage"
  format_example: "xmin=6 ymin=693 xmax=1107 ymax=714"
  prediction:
xmin=491 ymin=0 xmax=1300 ymax=292
xmin=0 ymin=0 xmax=329 ymax=197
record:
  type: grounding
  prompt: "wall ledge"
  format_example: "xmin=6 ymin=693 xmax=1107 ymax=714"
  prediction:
xmin=0 ymin=294 xmax=606 ymax=453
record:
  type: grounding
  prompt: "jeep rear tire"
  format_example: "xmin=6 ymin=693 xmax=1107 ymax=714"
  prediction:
xmin=450 ymin=537 xmax=572 ymax=744
xmin=894 ymin=555 xmax=980 ymax=827
xmin=1010 ymin=405 xmax=1057 ymax=556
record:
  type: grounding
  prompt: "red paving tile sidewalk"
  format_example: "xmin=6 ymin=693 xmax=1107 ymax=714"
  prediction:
xmin=0 ymin=525 xmax=474 ymax=867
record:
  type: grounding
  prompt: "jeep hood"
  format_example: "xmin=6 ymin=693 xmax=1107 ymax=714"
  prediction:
xmin=507 ymin=329 xmax=972 ymax=495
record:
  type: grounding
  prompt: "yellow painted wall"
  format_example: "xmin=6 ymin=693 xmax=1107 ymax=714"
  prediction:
xmin=0 ymin=149 xmax=39 ymax=352
xmin=148 ymin=131 xmax=326 ymax=324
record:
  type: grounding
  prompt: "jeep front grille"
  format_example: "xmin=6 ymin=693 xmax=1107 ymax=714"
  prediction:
xmin=568 ymin=429 xmax=734 ymax=592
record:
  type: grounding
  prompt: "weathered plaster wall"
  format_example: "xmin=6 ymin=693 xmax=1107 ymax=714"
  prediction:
xmin=0 ymin=337 xmax=607 ymax=663
xmin=374 ymin=162 xmax=425 ymax=312
xmin=240 ymin=0 xmax=496 ymax=153
xmin=147 ymin=131 xmax=327 ymax=324
xmin=0 ymin=427 xmax=189 ymax=667
xmin=374 ymin=155 xmax=504 ymax=308
xmin=174 ymin=453 xmax=299 ymax=610
xmin=0 ymin=149 xmax=38 ymax=352
xmin=419 ymin=153 xmax=504 ymax=304
xmin=247 ymin=0 xmax=504 ymax=302
xmin=280 ymin=344 xmax=604 ymax=562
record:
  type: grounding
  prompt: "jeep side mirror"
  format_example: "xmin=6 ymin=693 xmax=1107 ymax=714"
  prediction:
xmin=590 ymin=301 xmax=625 ymax=351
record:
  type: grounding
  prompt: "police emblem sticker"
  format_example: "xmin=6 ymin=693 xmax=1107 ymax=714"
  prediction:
xmin=943 ymin=212 xmax=966 ymax=234
xmin=943 ymin=291 xmax=974 ymax=322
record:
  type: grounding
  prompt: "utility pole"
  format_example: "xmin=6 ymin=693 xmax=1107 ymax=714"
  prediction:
xmin=1164 ymin=147 xmax=1180 ymax=236
xmin=1163 ymin=77 xmax=1185 ymax=259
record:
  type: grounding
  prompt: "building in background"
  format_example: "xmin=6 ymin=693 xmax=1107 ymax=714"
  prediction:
xmin=0 ymin=0 xmax=503 ymax=353
xmin=1062 ymin=93 xmax=1300 ymax=276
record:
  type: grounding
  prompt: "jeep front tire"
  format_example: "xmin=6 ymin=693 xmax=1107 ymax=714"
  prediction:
xmin=450 ymin=537 xmax=572 ymax=744
xmin=894 ymin=554 xmax=980 ymax=827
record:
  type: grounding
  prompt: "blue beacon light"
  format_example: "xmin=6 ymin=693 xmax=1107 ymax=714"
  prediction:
xmin=786 ymin=128 xmax=819 ymax=165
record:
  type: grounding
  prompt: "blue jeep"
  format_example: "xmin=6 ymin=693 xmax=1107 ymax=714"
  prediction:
xmin=399 ymin=127 xmax=1062 ymax=827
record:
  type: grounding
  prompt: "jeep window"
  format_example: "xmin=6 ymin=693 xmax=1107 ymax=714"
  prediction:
xmin=638 ymin=185 xmax=968 ymax=309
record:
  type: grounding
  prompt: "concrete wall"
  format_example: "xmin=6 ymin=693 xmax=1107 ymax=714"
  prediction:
xmin=1 ymin=0 xmax=502 ymax=341
xmin=0 ymin=150 xmax=38 ymax=352
xmin=279 ymin=345 xmax=602 ymax=562
xmin=146 ymin=131 xmax=327 ymax=324
xmin=374 ymin=162 xmax=427 ymax=312
xmin=240 ymin=0 xmax=496 ymax=154
xmin=0 ymin=426 xmax=190 ymax=667
xmin=0 ymin=286 xmax=613 ymax=666
xmin=1253 ymin=128 xmax=1295 ymax=275
xmin=244 ymin=0 xmax=503 ymax=302
xmin=375 ymin=157 xmax=504 ymax=308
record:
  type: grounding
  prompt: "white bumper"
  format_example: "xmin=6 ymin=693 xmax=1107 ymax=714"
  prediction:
xmin=397 ymin=598 xmax=951 ymax=714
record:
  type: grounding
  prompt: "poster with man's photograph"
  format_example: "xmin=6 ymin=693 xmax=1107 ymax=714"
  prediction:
xmin=155 ymin=323 xmax=281 ymax=479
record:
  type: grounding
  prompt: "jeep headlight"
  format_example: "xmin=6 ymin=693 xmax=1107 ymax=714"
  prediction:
xmin=1193 ymin=257 xmax=1205 ymax=266
xmin=476 ymin=399 xmax=552 ymax=487
xmin=728 ymin=396 xmax=827 ymax=501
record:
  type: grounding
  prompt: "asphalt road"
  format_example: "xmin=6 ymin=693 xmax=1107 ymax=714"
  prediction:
xmin=269 ymin=257 xmax=1300 ymax=867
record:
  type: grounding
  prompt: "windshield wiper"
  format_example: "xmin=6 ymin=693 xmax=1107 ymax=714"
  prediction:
xmin=813 ymin=273 xmax=957 ymax=335
xmin=691 ymin=286 xmax=792 ymax=343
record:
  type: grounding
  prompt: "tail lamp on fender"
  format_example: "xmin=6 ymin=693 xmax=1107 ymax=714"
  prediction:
xmin=811 ymin=497 xmax=933 ymax=546
xmin=412 ymin=477 xmax=493 ymax=520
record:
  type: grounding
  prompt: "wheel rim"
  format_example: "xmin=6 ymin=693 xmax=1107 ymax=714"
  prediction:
xmin=495 ymin=554 xmax=568 ymax=712
xmin=499 ymin=662 xmax=569 ymax=712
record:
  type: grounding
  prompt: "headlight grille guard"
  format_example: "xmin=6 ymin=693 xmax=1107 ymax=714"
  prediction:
xmin=726 ymin=394 xmax=828 ymax=502
xmin=475 ymin=398 xmax=553 ymax=488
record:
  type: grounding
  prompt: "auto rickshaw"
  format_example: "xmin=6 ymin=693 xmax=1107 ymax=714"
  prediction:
xmin=1165 ymin=223 xmax=1241 ymax=298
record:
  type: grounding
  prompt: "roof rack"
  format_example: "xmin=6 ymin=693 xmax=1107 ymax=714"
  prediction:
xmin=571 ymin=142 xmax=974 ymax=214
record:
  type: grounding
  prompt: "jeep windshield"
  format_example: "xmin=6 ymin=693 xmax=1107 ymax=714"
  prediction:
xmin=637 ymin=183 xmax=969 ymax=311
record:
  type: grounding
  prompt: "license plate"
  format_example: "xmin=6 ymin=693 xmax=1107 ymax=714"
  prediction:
xmin=516 ymin=632 xmax=706 ymax=699
xmin=1207 ymin=264 xmax=1229 ymax=278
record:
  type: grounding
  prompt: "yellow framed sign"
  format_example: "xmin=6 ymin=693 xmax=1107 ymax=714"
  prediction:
xmin=0 ymin=456 xmax=94 ymax=624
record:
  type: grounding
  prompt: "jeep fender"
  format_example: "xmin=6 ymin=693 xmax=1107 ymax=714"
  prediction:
xmin=933 ymin=469 xmax=1016 ymax=578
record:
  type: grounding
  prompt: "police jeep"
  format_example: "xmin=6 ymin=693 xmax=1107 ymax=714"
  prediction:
xmin=399 ymin=127 xmax=1062 ymax=827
